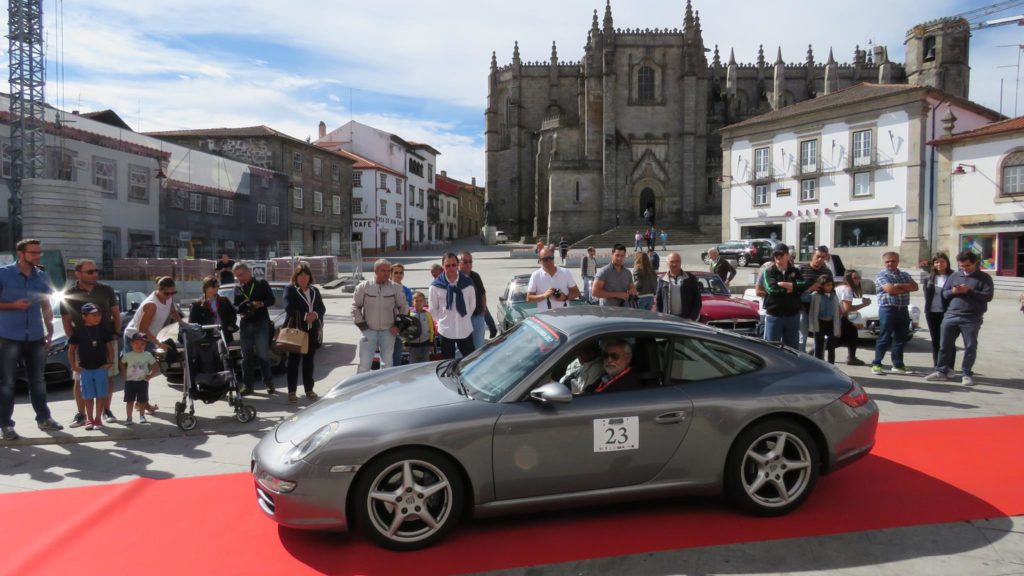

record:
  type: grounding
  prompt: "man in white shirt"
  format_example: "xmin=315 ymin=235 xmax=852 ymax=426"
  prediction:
xmin=527 ymin=246 xmax=581 ymax=312
xmin=429 ymin=252 xmax=477 ymax=359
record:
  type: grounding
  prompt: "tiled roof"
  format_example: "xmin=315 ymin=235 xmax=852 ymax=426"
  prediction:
xmin=928 ymin=116 xmax=1024 ymax=146
xmin=146 ymin=125 xmax=310 ymax=147
xmin=721 ymin=84 xmax=922 ymax=131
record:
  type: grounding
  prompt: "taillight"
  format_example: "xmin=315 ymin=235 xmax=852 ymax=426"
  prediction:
xmin=840 ymin=382 xmax=870 ymax=408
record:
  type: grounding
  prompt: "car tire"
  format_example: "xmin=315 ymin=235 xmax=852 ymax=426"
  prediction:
xmin=737 ymin=254 xmax=749 ymax=267
xmin=354 ymin=448 xmax=466 ymax=551
xmin=724 ymin=418 xmax=819 ymax=517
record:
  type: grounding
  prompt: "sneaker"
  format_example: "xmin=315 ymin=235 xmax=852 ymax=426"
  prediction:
xmin=265 ymin=383 xmax=276 ymax=395
xmin=37 ymin=418 xmax=64 ymax=431
xmin=1 ymin=426 xmax=19 ymax=441
xmin=92 ymin=420 xmax=102 ymax=429
xmin=924 ymin=371 xmax=949 ymax=382
xmin=69 ymin=413 xmax=87 ymax=428
xmin=870 ymin=364 xmax=884 ymax=375
xmin=890 ymin=367 xmax=909 ymax=375
xmin=847 ymin=357 xmax=866 ymax=366
xmin=962 ymin=375 xmax=976 ymax=387
xmin=103 ymin=409 xmax=117 ymax=423
xmin=84 ymin=422 xmax=95 ymax=431
xmin=124 ymin=417 xmax=134 ymax=426
xmin=139 ymin=414 xmax=148 ymax=424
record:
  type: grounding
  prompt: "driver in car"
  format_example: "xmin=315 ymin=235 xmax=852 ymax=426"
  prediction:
xmin=587 ymin=340 xmax=642 ymax=394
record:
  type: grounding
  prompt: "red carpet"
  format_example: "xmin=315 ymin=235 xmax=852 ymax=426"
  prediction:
xmin=3 ymin=415 xmax=1023 ymax=576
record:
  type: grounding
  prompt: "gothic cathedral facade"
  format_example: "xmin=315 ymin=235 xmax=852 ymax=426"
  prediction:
xmin=484 ymin=1 xmax=971 ymax=240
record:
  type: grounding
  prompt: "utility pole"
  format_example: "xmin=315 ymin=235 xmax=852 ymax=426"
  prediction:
xmin=7 ymin=0 xmax=46 ymax=251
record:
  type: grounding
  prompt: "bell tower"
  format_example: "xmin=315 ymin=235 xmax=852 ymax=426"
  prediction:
xmin=904 ymin=17 xmax=971 ymax=100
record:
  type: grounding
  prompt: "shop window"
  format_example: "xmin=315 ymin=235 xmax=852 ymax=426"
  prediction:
xmin=834 ymin=217 xmax=888 ymax=248
xmin=960 ymin=234 xmax=997 ymax=271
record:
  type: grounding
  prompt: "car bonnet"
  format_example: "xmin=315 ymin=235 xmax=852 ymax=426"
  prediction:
xmin=274 ymin=363 xmax=469 ymax=444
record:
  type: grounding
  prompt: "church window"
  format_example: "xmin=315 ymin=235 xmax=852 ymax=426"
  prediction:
xmin=754 ymin=185 xmax=769 ymax=206
xmin=638 ymin=66 xmax=655 ymax=103
xmin=754 ymin=147 xmax=770 ymax=179
xmin=1000 ymin=149 xmax=1024 ymax=196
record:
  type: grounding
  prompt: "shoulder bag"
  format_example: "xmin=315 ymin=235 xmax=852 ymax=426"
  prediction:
xmin=274 ymin=310 xmax=309 ymax=355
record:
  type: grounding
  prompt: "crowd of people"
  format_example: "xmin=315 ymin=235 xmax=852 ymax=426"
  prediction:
xmin=0 ymin=235 xmax=1010 ymax=440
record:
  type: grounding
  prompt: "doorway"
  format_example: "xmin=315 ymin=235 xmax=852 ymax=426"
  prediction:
xmin=997 ymin=233 xmax=1023 ymax=277
xmin=798 ymin=222 xmax=817 ymax=263
xmin=639 ymin=188 xmax=655 ymax=223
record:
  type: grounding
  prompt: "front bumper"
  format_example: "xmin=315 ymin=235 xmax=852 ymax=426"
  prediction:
xmin=251 ymin=433 xmax=356 ymax=531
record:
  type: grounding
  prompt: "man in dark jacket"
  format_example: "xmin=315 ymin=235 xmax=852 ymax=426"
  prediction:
xmin=707 ymin=247 xmax=736 ymax=287
xmin=762 ymin=247 xmax=805 ymax=348
xmin=655 ymin=252 xmax=701 ymax=321
xmin=925 ymin=251 xmax=994 ymax=387
xmin=233 ymin=262 xmax=276 ymax=395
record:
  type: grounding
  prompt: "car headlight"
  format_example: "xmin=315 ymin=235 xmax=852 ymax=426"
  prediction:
xmin=48 ymin=338 xmax=68 ymax=356
xmin=285 ymin=422 xmax=340 ymax=464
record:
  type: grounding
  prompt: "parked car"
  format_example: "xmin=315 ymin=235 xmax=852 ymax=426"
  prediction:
xmin=156 ymin=283 xmax=290 ymax=383
xmin=252 ymin=307 xmax=878 ymax=550
xmin=496 ymin=273 xmax=590 ymax=332
xmin=495 ymin=230 xmax=510 ymax=244
xmin=701 ymin=239 xmax=778 ymax=267
xmin=741 ymin=278 xmax=920 ymax=340
xmin=690 ymin=272 xmax=761 ymax=335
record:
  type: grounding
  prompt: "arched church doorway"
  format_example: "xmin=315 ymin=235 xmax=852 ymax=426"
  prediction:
xmin=639 ymin=188 xmax=655 ymax=223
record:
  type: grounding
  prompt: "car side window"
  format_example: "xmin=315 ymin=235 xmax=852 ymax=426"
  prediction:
xmin=669 ymin=338 xmax=763 ymax=382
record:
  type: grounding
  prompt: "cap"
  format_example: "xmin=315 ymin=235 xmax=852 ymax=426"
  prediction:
xmin=130 ymin=332 xmax=148 ymax=341
xmin=771 ymin=243 xmax=790 ymax=257
xmin=80 ymin=303 xmax=100 ymax=314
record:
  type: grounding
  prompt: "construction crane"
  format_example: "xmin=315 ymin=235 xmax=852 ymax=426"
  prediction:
xmin=951 ymin=0 xmax=1024 ymax=29
xmin=7 ymin=0 xmax=46 ymax=252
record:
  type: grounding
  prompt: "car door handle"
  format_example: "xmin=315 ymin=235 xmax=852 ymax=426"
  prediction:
xmin=654 ymin=412 xmax=686 ymax=424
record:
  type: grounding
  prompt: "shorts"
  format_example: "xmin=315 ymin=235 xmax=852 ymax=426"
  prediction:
xmin=123 ymin=380 xmax=149 ymax=403
xmin=80 ymin=368 xmax=108 ymax=400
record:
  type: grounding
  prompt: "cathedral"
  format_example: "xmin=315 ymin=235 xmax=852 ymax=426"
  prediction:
xmin=484 ymin=0 xmax=971 ymax=240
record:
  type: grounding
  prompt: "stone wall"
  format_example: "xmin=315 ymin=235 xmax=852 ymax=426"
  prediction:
xmin=21 ymin=178 xmax=104 ymax=265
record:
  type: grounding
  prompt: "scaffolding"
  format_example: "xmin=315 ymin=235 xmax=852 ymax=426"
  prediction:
xmin=7 ymin=0 xmax=47 ymax=249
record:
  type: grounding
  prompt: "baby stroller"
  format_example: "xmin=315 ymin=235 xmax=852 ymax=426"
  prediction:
xmin=173 ymin=324 xmax=256 ymax=431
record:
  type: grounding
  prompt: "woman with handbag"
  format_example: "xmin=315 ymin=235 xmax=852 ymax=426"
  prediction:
xmin=283 ymin=263 xmax=326 ymax=403
xmin=188 ymin=276 xmax=237 ymax=343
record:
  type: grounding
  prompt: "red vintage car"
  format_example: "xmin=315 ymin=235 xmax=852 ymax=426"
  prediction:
xmin=689 ymin=271 xmax=761 ymax=335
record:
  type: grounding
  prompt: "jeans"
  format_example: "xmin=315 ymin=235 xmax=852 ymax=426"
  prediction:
xmin=358 ymin=329 xmax=395 ymax=373
xmin=873 ymin=306 xmax=910 ymax=368
xmin=391 ymin=335 xmax=404 ymax=368
xmin=764 ymin=314 xmax=800 ymax=349
xmin=240 ymin=319 xmax=273 ymax=388
xmin=925 ymin=311 xmax=956 ymax=369
xmin=937 ymin=315 xmax=982 ymax=376
xmin=439 ymin=335 xmax=475 ymax=359
xmin=812 ymin=319 xmax=836 ymax=364
xmin=582 ymin=276 xmax=594 ymax=303
xmin=471 ymin=314 xmax=486 ymax=349
xmin=0 ymin=337 xmax=52 ymax=428
xmin=637 ymin=295 xmax=654 ymax=311
xmin=798 ymin=308 xmax=810 ymax=352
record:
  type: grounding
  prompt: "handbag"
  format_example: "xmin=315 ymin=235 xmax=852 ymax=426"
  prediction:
xmin=274 ymin=312 xmax=309 ymax=355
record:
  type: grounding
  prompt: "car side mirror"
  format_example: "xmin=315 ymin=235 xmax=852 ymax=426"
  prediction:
xmin=529 ymin=382 xmax=572 ymax=404
xmin=499 ymin=296 xmax=507 ymax=303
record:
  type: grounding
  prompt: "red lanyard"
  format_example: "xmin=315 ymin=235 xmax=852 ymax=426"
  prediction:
xmin=594 ymin=366 xmax=632 ymax=394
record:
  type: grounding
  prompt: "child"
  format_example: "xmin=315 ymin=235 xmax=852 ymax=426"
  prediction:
xmin=121 ymin=333 xmax=159 ymax=424
xmin=68 ymin=303 xmax=114 ymax=430
xmin=808 ymin=276 xmax=843 ymax=364
xmin=404 ymin=291 xmax=436 ymax=364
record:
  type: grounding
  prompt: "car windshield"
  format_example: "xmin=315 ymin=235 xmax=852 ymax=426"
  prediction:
xmin=696 ymin=275 xmax=731 ymax=296
xmin=507 ymin=280 xmax=529 ymax=304
xmin=459 ymin=317 xmax=565 ymax=402
xmin=219 ymin=285 xmax=287 ymax=310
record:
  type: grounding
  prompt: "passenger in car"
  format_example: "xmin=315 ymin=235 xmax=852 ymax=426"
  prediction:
xmin=560 ymin=342 xmax=604 ymax=395
xmin=587 ymin=340 xmax=642 ymax=394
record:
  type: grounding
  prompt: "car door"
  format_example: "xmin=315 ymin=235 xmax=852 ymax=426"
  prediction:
xmin=492 ymin=343 xmax=693 ymax=500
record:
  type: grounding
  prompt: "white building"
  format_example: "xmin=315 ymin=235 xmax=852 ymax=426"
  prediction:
xmin=930 ymin=116 xmax=1024 ymax=280
xmin=719 ymin=83 xmax=999 ymax=268
xmin=328 ymin=149 xmax=406 ymax=254
xmin=316 ymin=120 xmax=438 ymax=248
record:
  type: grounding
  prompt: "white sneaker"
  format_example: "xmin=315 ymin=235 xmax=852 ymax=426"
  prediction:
xmin=962 ymin=375 xmax=976 ymax=387
xmin=924 ymin=371 xmax=948 ymax=382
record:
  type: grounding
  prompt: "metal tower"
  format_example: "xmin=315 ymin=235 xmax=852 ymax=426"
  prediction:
xmin=7 ymin=0 xmax=46 ymax=249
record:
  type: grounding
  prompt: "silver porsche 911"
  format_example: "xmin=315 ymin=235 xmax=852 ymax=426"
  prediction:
xmin=252 ymin=307 xmax=878 ymax=551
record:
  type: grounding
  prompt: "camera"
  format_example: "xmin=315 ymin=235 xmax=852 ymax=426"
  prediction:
xmin=552 ymin=288 xmax=564 ymax=299
xmin=237 ymin=300 xmax=257 ymax=319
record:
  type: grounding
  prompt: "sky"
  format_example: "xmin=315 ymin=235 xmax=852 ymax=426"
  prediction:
xmin=3 ymin=0 xmax=1022 ymax=182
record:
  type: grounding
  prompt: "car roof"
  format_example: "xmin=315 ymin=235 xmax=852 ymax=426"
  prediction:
xmin=219 ymin=282 xmax=291 ymax=288
xmin=534 ymin=306 xmax=706 ymax=334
